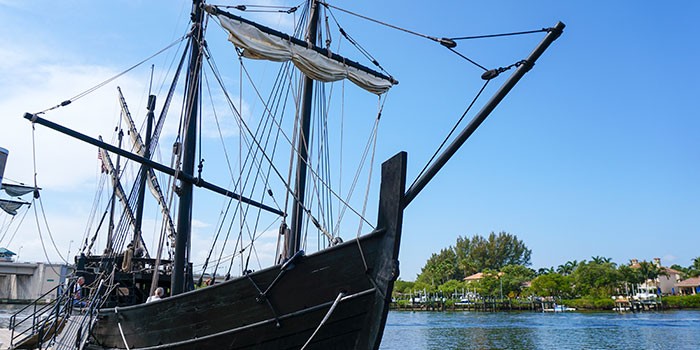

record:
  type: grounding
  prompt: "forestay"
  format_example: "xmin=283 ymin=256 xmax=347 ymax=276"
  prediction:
xmin=214 ymin=13 xmax=395 ymax=95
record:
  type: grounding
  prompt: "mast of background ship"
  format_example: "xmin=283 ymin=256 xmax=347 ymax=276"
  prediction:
xmin=287 ymin=0 xmax=320 ymax=259
xmin=172 ymin=0 xmax=204 ymax=295
xmin=106 ymin=121 xmax=123 ymax=254
xmin=132 ymin=95 xmax=155 ymax=257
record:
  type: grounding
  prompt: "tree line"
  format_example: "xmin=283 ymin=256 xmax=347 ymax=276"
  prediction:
xmin=395 ymin=232 xmax=700 ymax=301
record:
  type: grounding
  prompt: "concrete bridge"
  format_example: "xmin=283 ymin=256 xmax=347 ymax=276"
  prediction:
xmin=0 ymin=262 xmax=39 ymax=275
xmin=0 ymin=262 xmax=71 ymax=302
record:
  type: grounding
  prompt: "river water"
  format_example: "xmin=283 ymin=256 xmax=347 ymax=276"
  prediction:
xmin=380 ymin=310 xmax=700 ymax=349
xmin=3 ymin=305 xmax=700 ymax=349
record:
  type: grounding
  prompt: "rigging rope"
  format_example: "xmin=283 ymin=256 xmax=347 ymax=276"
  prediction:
xmin=34 ymin=36 xmax=188 ymax=116
xmin=30 ymin=123 xmax=69 ymax=266
xmin=202 ymin=46 xmax=290 ymax=276
xmin=323 ymin=5 xmax=392 ymax=77
xmin=0 ymin=202 xmax=30 ymax=247
xmin=356 ymin=99 xmax=384 ymax=237
xmin=449 ymin=28 xmax=552 ymax=40
xmin=318 ymin=1 xmax=444 ymax=44
xmin=411 ymin=80 xmax=490 ymax=189
xmin=218 ymin=2 xmax=303 ymax=14
xmin=234 ymin=56 xmax=375 ymax=228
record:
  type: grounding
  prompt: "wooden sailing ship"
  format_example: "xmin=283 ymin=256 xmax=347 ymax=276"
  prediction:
xmin=12 ymin=1 xmax=563 ymax=349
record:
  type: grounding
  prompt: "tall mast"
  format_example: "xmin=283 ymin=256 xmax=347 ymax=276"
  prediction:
xmin=172 ymin=0 xmax=204 ymax=295
xmin=133 ymin=95 xmax=155 ymax=256
xmin=106 ymin=127 xmax=123 ymax=255
xmin=287 ymin=0 xmax=320 ymax=258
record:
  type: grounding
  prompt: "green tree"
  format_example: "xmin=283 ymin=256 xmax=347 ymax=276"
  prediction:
xmin=500 ymin=264 xmax=535 ymax=298
xmin=459 ymin=231 xmax=532 ymax=273
xmin=591 ymin=256 xmax=612 ymax=264
xmin=393 ymin=279 xmax=415 ymax=298
xmin=536 ymin=267 xmax=555 ymax=276
xmin=474 ymin=269 xmax=502 ymax=298
xmin=416 ymin=248 xmax=458 ymax=286
xmin=637 ymin=260 xmax=668 ymax=292
xmin=438 ymin=279 xmax=466 ymax=298
xmin=572 ymin=260 xmax=620 ymax=297
xmin=412 ymin=281 xmax=437 ymax=295
xmin=618 ymin=265 xmax=643 ymax=285
xmin=528 ymin=273 xmax=572 ymax=298
xmin=687 ymin=257 xmax=700 ymax=278
xmin=454 ymin=236 xmax=474 ymax=278
xmin=418 ymin=231 xmax=531 ymax=285
xmin=556 ymin=260 xmax=578 ymax=276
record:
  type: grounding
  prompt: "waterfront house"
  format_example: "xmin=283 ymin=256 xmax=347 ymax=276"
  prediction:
xmin=629 ymin=258 xmax=683 ymax=295
xmin=676 ymin=277 xmax=700 ymax=295
xmin=464 ymin=271 xmax=504 ymax=283
xmin=464 ymin=272 xmax=486 ymax=282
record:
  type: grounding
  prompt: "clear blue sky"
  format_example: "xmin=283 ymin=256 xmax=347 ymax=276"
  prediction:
xmin=0 ymin=1 xmax=698 ymax=280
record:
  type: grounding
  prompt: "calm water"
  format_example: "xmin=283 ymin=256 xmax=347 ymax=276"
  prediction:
xmin=4 ymin=305 xmax=700 ymax=348
xmin=380 ymin=310 xmax=700 ymax=350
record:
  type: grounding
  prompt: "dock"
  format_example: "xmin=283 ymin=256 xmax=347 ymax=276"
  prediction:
xmin=614 ymin=297 xmax=661 ymax=312
xmin=1 ymin=328 xmax=11 ymax=350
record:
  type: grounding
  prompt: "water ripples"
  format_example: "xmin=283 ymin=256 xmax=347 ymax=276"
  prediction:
xmin=380 ymin=310 xmax=700 ymax=349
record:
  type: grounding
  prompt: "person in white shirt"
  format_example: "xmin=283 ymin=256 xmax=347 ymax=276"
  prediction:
xmin=73 ymin=277 xmax=86 ymax=307
xmin=146 ymin=287 xmax=165 ymax=303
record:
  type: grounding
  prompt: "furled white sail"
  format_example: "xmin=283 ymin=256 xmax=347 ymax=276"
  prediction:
xmin=98 ymin=143 xmax=153 ymax=255
xmin=119 ymin=110 xmax=177 ymax=243
xmin=214 ymin=13 xmax=395 ymax=95
xmin=98 ymin=144 xmax=137 ymax=226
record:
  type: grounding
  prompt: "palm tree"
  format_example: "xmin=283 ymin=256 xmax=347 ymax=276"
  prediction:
xmin=637 ymin=261 xmax=668 ymax=294
xmin=686 ymin=257 xmax=700 ymax=278
xmin=537 ymin=267 xmax=555 ymax=276
xmin=591 ymin=256 xmax=612 ymax=264
xmin=556 ymin=260 xmax=578 ymax=276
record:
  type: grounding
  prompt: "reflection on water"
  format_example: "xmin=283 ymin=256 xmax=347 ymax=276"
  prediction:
xmin=380 ymin=310 xmax=700 ymax=350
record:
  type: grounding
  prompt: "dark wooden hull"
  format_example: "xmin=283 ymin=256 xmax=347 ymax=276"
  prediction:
xmin=86 ymin=152 xmax=407 ymax=350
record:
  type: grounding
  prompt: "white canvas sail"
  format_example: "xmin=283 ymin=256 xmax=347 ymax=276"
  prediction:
xmin=214 ymin=13 xmax=395 ymax=95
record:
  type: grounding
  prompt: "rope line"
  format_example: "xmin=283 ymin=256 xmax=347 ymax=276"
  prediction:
xmin=318 ymin=1 xmax=440 ymax=43
xmin=34 ymin=36 xmax=187 ymax=116
xmin=450 ymin=28 xmax=551 ymax=40
xmin=301 ymin=292 xmax=346 ymax=350
xmin=411 ymin=80 xmax=490 ymax=190
xmin=447 ymin=47 xmax=488 ymax=71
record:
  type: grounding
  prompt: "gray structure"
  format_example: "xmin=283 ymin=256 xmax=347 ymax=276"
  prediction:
xmin=0 ymin=262 xmax=71 ymax=303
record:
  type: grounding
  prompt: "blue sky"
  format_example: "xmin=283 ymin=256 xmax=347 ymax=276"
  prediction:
xmin=0 ymin=1 xmax=698 ymax=280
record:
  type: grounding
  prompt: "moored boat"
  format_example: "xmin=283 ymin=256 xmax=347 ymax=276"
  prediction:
xmin=12 ymin=1 xmax=564 ymax=348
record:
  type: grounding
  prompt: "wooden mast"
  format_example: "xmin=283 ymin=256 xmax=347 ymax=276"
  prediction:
xmin=172 ymin=0 xmax=204 ymax=295
xmin=287 ymin=0 xmax=321 ymax=258
xmin=133 ymin=95 xmax=155 ymax=257
xmin=106 ymin=121 xmax=123 ymax=255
